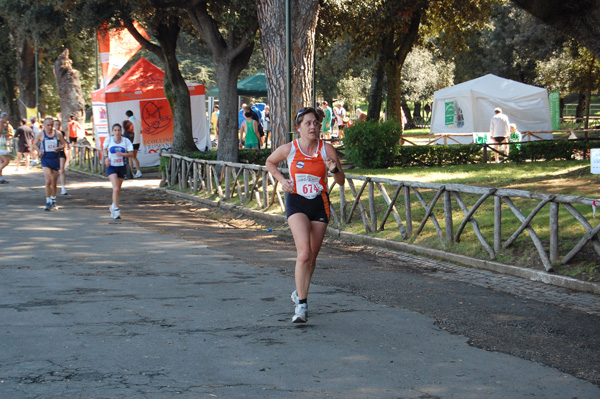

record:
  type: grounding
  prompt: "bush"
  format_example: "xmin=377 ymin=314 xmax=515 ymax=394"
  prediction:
xmin=395 ymin=144 xmax=482 ymax=167
xmin=344 ymin=120 xmax=402 ymax=168
xmin=508 ymin=139 xmax=596 ymax=163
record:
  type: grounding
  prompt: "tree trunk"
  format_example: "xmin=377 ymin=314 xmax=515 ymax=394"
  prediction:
xmin=187 ymin=3 xmax=256 ymax=162
xmin=256 ymin=0 xmax=319 ymax=149
xmin=386 ymin=61 xmax=403 ymax=124
xmin=402 ymin=102 xmax=413 ymax=129
xmin=154 ymin=22 xmax=197 ymax=155
xmin=576 ymin=92 xmax=586 ymax=124
xmin=414 ymin=101 xmax=422 ymax=121
xmin=215 ymin=64 xmax=241 ymax=163
xmin=16 ymin=37 xmax=36 ymax=119
xmin=384 ymin=8 xmax=421 ymax=124
xmin=366 ymin=54 xmax=386 ymax=122
xmin=0 ymin=23 xmax=18 ymax=124
xmin=53 ymin=49 xmax=85 ymax=128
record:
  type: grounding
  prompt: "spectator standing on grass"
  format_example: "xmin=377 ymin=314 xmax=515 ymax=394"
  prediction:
xmin=15 ymin=118 xmax=33 ymax=172
xmin=489 ymin=107 xmax=510 ymax=163
xmin=356 ymin=108 xmax=367 ymax=122
xmin=334 ymin=103 xmax=347 ymax=139
xmin=125 ymin=110 xmax=142 ymax=178
xmin=262 ymin=105 xmax=272 ymax=148
xmin=509 ymin=123 xmax=522 ymax=155
xmin=29 ymin=117 xmax=40 ymax=166
xmin=321 ymin=101 xmax=332 ymax=140
xmin=53 ymin=119 xmax=69 ymax=195
xmin=244 ymin=104 xmax=264 ymax=148
xmin=67 ymin=115 xmax=83 ymax=167
xmin=211 ymin=104 xmax=219 ymax=142
xmin=240 ymin=110 xmax=260 ymax=150
xmin=0 ymin=112 xmax=14 ymax=183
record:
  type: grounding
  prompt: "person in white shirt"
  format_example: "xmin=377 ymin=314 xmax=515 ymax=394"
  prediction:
xmin=489 ymin=107 xmax=510 ymax=163
xmin=334 ymin=103 xmax=347 ymax=139
xmin=103 ymin=123 xmax=134 ymax=219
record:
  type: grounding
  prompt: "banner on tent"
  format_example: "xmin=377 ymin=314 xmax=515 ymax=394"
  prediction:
xmin=445 ymin=101 xmax=455 ymax=127
xmin=139 ymin=99 xmax=174 ymax=154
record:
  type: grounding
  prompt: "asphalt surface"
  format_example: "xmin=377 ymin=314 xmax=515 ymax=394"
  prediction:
xmin=1 ymin=167 xmax=599 ymax=398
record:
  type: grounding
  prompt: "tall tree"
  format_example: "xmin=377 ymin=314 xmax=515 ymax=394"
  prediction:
xmin=124 ymin=13 xmax=198 ymax=154
xmin=54 ymin=49 xmax=86 ymax=124
xmin=402 ymin=46 xmax=454 ymax=118
xmin=322 ymin=0 xmax=496 ymax=125
xmin=186 ymin=0 xmax=258 ymax=162
xmin=447 ymin=2 xmax=565 ymax=85
xmin=77 ymin=0 xmax=198 ymax=154
xmin=256 ymin=0 xmax=320 ymax=149
xmin=511 ymin=0 xmax=600 ymax=61
xmin=0 ymin=16 xmax=19 ymax=124
xmin=0 ymin=0 xmax=97 ymax=122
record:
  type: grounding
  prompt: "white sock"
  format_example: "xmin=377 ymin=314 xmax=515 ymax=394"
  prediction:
xmin=46 ymin=197 xmax=51 ymax=202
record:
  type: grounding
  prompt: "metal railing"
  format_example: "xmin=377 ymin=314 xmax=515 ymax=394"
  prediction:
xmin=161 ymin=153 xmax=600 ymax=272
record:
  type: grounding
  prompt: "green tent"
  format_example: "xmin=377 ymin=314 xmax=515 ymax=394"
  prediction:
xmin=208 ymin=72 xmax=267 ymax=97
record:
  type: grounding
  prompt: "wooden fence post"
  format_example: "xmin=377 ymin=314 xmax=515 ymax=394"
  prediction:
xmin=404 ymin=186 xmax=412 ymax=237
xmin=494 ymin=195 xmax=501 ymax=253
xmin=444 ymin=190 xmax=454 ymax=243
xmin=549 ymin=202 xmax=559 ymax=262
xmin=369 ymin=180 xmax=377 ymax=232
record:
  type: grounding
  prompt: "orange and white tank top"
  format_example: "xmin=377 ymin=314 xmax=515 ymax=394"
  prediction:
xmin=287 ymin=139 xmax=328 ymax=199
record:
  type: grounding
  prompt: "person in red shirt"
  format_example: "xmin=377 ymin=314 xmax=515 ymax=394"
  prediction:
xmin=266 ymin=107 xmax=345 ymax=323
xmin=67 ymin=115 xmax=83 ymax=165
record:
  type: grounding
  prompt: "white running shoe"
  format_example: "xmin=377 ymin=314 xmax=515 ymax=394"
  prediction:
xmin=61 ymin=187 xmax=68 ymax=195
xmin=113 ymin=207 xmax=121 ymax=219
xmin=134 ymin=170 xmax=142 ymax=178
xmin=291 ymin=290 xmax=299 ymax=305
xmin=109 ymin=205 xmax=115 ymax=219
xmin=292 ymin=303 xmax=308 ymax=323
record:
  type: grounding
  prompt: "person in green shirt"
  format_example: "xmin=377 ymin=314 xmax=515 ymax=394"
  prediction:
xmin=320 ymin=101 xmax=332 ymax=140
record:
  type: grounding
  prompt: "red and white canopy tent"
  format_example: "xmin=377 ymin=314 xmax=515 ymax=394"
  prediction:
xmin=91 ymin=58 xmax=210 ymax=167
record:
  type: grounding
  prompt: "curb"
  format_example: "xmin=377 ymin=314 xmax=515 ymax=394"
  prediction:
xmin=163 ymin=188 xmax=600 ymax=296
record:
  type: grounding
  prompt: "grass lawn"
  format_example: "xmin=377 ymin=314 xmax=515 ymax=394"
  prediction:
xmin=338 ymin=160 xmax=600 ymax=282
xmin=349 ymin=160 xmax=599 ymax=199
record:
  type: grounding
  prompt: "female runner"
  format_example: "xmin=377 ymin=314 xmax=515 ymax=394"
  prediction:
xmin=266 ymin=107 xmax=345 ymax=323
xmin=103 ymin=123 xmax=133 ymax=219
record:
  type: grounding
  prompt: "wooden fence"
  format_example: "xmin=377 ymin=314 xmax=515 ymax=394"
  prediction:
xmin=70 ymin=144 xmax=105 ymax=175
xmin=162 ymin=153 xmax=600 ymax=272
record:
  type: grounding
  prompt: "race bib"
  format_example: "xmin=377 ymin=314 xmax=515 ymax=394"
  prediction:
xmin=109 ymin=152 xmax=124 ymax=167
xmin=295 ymin=173 xmax=323 ymax=200
xmin=0 ymin=136 xmax=6 ymax=151
xmin=45 ymin=138 xmax=58 ymax=152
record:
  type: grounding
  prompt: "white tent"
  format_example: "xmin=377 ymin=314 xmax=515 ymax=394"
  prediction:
xmin=430 ymin=74 xmax=552 ymax=143
xmin=91 ymin=58 xmax=210 ymax=166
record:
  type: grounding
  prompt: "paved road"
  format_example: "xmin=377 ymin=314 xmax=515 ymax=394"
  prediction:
xmin=1 ymin=168 xmax=599 ymax=398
